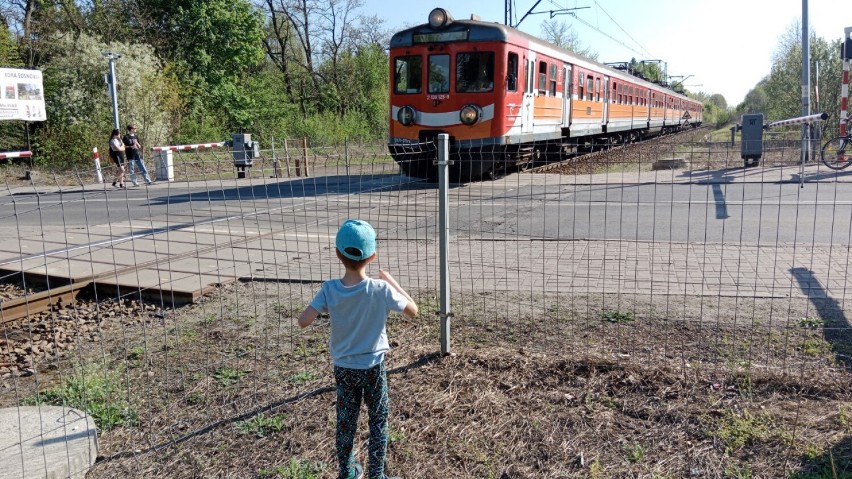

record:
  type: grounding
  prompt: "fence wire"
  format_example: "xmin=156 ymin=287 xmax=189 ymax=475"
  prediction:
xmin=0 ymin=130 xmax=850 ymax=478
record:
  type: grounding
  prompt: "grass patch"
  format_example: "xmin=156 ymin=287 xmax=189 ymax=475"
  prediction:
xmin=799 ymin=317 xmax=825 ymax=329
xmin=236 ymin=412 xmax=286 ymax=438
xmin=212 ymin=367 xmax=249 ymax=386
xmin=22 ymin=363 xmax=137 ymax=432
xmin=258 ymin=458 xmax=328 ymax=478
xmin=287 ymin=371 xmax=316 ymax=385
xmin=601 ymin=309 xmax=634 ymax=323
xmin=712 ymin=409 xmax=772 ymax=452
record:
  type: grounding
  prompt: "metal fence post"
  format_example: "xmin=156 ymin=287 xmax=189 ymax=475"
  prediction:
xmin=437 ymin=133 xmax=452 ymax=355
xmin=344 ymin=137 xmax=350 ymax=178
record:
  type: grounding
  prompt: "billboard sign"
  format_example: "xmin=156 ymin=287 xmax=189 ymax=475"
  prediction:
xmin=0 ymin=68 xmax=46 ymax=121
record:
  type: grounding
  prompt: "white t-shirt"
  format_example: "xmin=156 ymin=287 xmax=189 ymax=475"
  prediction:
xmin=110 ymin=137 xmax=124 ymax=151
xmin=309 ymin=278 xmax=408 ymax=369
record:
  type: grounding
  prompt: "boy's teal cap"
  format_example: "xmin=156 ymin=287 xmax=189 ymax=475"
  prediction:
xmin=336 ymin=219 xmax=376 ymax=261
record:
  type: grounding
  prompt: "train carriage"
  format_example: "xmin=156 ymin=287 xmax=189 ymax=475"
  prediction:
xmin=389 ymin=8 xmax=703 ymax=180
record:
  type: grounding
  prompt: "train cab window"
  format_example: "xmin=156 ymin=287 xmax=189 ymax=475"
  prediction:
xmin=457 ymin=51 xmax=495 ymax=93
xmin=507 ymin=53 xmax=518 ymax=92
xmin=394 ymin=55 xmax=423 ymax=94
xmin=549 ymin=63 xmax=557 ymax=96
xmin=538 ymin=61 xmax=547 ymax=93
xmin=585 ymin=75 xmax=593 ymax=101
xmin=428 ymin=54 xmax=450 ymax=94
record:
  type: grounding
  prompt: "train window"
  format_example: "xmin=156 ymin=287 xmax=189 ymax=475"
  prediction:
xmin=428 ymin=54 xmax=450 ymax=94
xmin=456 ymin=51 xmax=495 ymax=93
xmin=538 ymin=61 xmax=547 ymax=93
xmin=549 ymin=63 xmax=557 ymax=96
xmin=577 ymin=71 xmax=584 ymax=99
xmin=507 ymin=53 xmax=518 ymax=92
xmin=594 ymin=78 xmax=601 ymax=102
xmin=394 ymin=55 xmax=423 ymax=94
xmin=586 ymin=75 xmax=593 ymax=101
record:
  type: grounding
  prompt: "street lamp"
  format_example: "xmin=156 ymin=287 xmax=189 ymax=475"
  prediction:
xmin=102 ymin=51 xmax=121 ymax=130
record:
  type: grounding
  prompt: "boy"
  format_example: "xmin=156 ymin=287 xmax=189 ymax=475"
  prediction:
xmin=298 ymin=219 xmax=418 ymax=479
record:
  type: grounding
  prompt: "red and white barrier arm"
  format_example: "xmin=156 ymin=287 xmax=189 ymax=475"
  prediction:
xmin=766 ymin=112 xmax=829 ymax=129
xmin=0 ymin=151 xmax=33 ymax=160
xmin=151 ymin=142 xmax=226 ymax=152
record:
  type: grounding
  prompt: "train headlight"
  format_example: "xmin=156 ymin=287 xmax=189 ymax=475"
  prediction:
xmin=428 ymin=8 xmax=453 ymax=29
xmin=459 ymin=104 xmax=481 ymax=125
xmin=397 ymin=106 xmax=416 ymax=126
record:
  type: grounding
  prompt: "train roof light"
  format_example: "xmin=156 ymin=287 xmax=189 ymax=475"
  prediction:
xmin=428 ymin=8 xmax=453 ymax=29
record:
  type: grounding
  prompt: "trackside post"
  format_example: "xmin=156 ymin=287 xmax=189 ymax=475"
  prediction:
xmin=436 ymin=133 xmax=452 ymax=355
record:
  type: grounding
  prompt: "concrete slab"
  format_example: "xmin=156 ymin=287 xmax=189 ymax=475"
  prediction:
xmin=0 ymin=406 xmax=97 ymax=479
xmin=1 ymin=258 xmax=120 ymax=283
xmin=94 ymin=269 xmax=236 ymax=304
xmin=161 ymin=258 xmax=253 ymax=277
xmin=110 ymin=238 xmax=202 ymax=256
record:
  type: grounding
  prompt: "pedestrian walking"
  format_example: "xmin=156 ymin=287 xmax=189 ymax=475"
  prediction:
xmin=123 ymin=124 xmax=153 ymax=186
xmin=297 ymin=219 xmax=417 ymax=479
xmin=109 ymin=128 xmax=126 ymax=188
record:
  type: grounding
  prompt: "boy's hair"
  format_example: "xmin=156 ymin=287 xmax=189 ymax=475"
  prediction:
xmin=337 ymin=250 xmax=372 ymax=270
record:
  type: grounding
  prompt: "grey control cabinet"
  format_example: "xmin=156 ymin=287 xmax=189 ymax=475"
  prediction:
xmin=232 ymin=133 xmax=259 ymax=178
xmin=740 ymin=114 xmax=764 ymax=168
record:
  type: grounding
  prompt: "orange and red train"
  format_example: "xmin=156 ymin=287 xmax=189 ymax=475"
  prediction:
xmin=388 ymin=8 xmax=703 ymax=180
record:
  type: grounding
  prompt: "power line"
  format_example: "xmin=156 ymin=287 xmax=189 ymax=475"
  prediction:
xmin=538 ymin=0 xmax=654 ymax=59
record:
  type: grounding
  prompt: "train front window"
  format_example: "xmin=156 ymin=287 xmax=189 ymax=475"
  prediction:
xmin=428 ymin=54 xmax=450 ymax=94
xmin=394 ymin=56 xmax=422 ymax=94
xmin=456 ymin=52 xmax=494 ymax=93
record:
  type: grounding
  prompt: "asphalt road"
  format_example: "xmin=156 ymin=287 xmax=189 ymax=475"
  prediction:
xmin=2 ymin=168 xmax=852 ymax=247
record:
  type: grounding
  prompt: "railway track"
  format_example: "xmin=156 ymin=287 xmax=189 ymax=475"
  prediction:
xmin=526 ymin=126 xmax=709 ymax=176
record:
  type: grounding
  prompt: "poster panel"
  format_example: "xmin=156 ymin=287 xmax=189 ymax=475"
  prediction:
xmin=0 ymin=68 xmax=46 ymax=121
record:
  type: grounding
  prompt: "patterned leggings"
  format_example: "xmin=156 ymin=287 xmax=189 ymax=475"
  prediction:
xmin=335 ymin=362 xmax=389 ymax=479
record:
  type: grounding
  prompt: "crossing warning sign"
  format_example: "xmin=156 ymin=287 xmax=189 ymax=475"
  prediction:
xmin=682 ymin=111 xmax=691 ymax=120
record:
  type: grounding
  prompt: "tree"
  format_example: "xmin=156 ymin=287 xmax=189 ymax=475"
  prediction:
xmin=541 ymin=18 xmax=597 ymax=60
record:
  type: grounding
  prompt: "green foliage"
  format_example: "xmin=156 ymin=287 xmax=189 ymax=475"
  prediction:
xmin=713 ymin=409 xmax=772 ymax=452
xmin=287 ymin=371 xmax=316 ymax=385
xmin=799 ymin=317 xmax=825 ymax=329
xmin=624 ymin=442 xmax=646 ymax=463
xmin=212 ymin=366 xmax=248 ymax=386
xmin=236 ymin=412 xmax=286 ymax=438
xmin=163 ymin=0 xmax=265 ymax=129
xmin=23 ymin=363 xmax=137 ymax=432
xmin=601 ymin=309 xmax=634 ymax=323
xmin=258 ymin=458 xmax=327 ymax=479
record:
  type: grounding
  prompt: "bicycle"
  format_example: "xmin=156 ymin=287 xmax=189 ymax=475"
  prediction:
xmin=821 ymin=118 xmax=852 ymax=170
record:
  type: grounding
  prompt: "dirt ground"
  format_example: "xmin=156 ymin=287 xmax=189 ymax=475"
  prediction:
xmin=2 ymin=280 xmax=850 ymax=479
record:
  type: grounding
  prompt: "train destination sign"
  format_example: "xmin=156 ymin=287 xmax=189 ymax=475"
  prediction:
xmin=0 ymin=68 xmax=46 ymax=122
xmin=413 ymin=30 xmax=468 ymax=44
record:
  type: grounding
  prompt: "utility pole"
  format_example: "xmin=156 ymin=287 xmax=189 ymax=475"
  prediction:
xmin=801 ymin=0 xmax=810 ymax=163
xmin=102 ymin=51 xmax=121 ymax=130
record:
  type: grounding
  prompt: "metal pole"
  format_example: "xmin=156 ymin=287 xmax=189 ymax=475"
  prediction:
xmin=801 ymin=0 xmax=810 ymax=164
xmin=344 ymin=137 xmax=350 ymax=178
xmin=106 ymin=55 xmax=120 ymax=130
xmin=437 ymin=133 xmax=452 ymax=355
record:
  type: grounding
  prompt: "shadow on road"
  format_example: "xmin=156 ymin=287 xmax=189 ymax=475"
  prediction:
xmin=790 ymin=266 xmax=852 ymax=371
xmin=145 ymin=174 xmax=437 ymax=205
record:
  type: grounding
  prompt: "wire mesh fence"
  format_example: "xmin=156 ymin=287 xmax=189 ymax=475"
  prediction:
xmin=0 ymin=129 xmax=850 ymax=478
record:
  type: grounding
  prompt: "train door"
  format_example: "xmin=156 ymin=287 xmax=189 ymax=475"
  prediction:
xmin=562 ymin=64 xmax=572 ymax=126
xmin=522 ymin=55 xmax=535 ymax=134
xmin=602 ymin=76 xmax=609 ymax=127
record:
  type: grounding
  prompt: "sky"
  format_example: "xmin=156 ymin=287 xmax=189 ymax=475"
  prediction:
xmin=364 ymin=0 xmax=851 ymax=106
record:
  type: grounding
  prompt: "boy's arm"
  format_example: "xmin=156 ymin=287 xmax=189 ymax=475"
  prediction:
xmin=378 ymin=269 xmax=418 ymax=318
xmin=297 ymin=306 xmax=320 ymax=328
